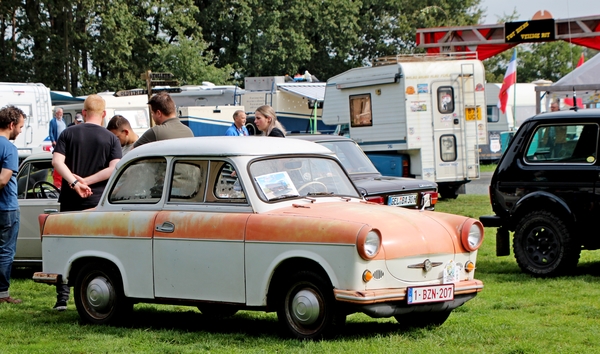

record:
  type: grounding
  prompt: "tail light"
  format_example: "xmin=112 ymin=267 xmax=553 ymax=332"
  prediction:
xmin=402 ymin=159 xmax=409 ymax=177
xmin=423 ymin=191 xmax=438 ymax=206
xmin=365 ymin=196 xmax=384 ymax=204
xmin=42 ymin=145 xmax=52 ymax=152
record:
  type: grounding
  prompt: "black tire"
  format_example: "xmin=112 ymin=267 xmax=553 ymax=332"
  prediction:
xmin=438 ymin=186 xmax=458 ymax=200
xmin=197 ymin=304 xmax=238 ymax=318
xmin=513 ymin=210 xmax=580 ymax=277
xmin=276 ymin=271 xmax=343 ymax=340
xmin=394 ymin=311 xmax=451 ymax=328
xmin=74 ymin=262 xmax=132 ymax=325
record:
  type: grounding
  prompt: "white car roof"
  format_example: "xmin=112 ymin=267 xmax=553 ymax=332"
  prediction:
xmin=121 ymin=136 xmax=334 ymax=163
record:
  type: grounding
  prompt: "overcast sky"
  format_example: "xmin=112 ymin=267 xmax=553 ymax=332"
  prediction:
xmin=480 ymin=0 xmax=599 ymax=24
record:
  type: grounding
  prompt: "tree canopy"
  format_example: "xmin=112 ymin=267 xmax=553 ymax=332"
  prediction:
xmin=1 ymin=0 xmax=593 ymax=95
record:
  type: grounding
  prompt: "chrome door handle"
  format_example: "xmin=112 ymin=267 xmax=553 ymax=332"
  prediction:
xmin=155 ymin=221 xmax=175 ymax=233
xmin=43 ymin=209 xmax=59 ymax=213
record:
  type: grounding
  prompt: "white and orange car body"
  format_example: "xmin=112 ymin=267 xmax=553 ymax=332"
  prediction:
xmin=34 ymin=137 xmax=483 ymax=339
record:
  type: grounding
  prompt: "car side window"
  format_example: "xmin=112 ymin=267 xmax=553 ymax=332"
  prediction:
xmin=108 ymin=158 xmax=167 ymax=204
xmin=168 ymin=161 xmax=207 ymax=203
xmin=17 ymin=160 xmax=57 ymax=199
xmin=525 ymin=124 xmax=598 ymax=163
xmin=208 ymin=161 xmax=246 ymax=203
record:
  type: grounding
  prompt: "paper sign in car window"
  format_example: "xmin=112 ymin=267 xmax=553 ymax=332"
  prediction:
xmin=255 ymin=171 xmax=299 ymax=200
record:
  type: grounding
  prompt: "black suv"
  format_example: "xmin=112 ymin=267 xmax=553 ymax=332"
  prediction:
xmin=480 ymin=109 xmax=600 ymax=276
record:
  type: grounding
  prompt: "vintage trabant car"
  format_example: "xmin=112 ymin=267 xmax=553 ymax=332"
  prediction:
xmin=34 ymin=137 xmax=484 ymax=339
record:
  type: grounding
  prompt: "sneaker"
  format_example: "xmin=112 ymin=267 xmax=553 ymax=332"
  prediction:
xmin=53 ymin=301 xmax=67 ymax=311
xmin=0 ymin=296 xmax=22 ymax=304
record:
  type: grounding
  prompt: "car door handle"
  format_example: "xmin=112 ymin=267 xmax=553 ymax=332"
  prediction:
xmin=43 ymin=209 xmax=59 ymax=213
xmin=155 ymin=221 xmax=175 ymax=233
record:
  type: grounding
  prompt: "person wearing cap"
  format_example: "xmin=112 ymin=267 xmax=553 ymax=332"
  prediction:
xmin=67 ymin=113 xmax=84 ymax=127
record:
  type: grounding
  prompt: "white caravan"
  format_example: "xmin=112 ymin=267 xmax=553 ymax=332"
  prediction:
xmin=322 ymin=54 xmax=487 ymax=198
xmin=0 ymin=82 xmax=52 ymax=158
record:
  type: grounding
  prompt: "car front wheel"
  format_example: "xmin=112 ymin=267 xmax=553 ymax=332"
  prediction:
xmin=276 ymin=271 xmax=344 ymax=340
xmin=74 ymin=262 xmax=132 ymax=325
xmin=513 ymin=210 xmax=580 ymax=276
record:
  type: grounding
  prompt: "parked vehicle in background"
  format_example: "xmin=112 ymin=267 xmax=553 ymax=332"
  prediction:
xmin=0 ymin=82 xmax=53 ymax=161
xmin=290 ymin=135 xmax=437 ymax=210
xmin=34 ymin=137 xmax=483 ymax=339
xmin=322 ymin=53 xmax=488 ymax=199
xmin=480 ymin=109 xmax=600 ymax=277
xmin=15 ymin=152 xmax=58 ymax=267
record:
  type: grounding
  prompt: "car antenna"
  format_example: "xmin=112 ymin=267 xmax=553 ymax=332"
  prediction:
xmin=571 ymin=86 xmax=578 ymax=112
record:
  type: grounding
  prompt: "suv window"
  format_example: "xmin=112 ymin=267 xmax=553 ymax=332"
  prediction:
xmin=525 ymin=123 xmax=598 ymax=163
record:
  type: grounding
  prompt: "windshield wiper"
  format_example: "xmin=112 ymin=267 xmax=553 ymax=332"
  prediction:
xmin=268 ymin=194 xmax=300 ymax=201
xmin=306 ymin=192 xmax=334 ymax=196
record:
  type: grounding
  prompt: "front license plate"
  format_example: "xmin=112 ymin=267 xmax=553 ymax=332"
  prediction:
xmin=388 ymin=194 xmax=417 ymax=207
xmin=407 ymin=284 xmax=454 ymax=305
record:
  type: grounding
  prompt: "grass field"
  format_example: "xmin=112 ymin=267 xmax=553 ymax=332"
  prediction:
xmin=2 ymin=195 xmax=600 ymax=353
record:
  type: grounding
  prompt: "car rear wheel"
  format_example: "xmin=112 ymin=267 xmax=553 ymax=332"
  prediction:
xmin=74 ymin=262 xmax=132 ymax=325
xmin=513 ymin=211 xmax=580 ymax=277
xmin=276 ymin=271 xmax=343 ymax=340
xmin=394 ymin=311 xmax=451 ymax=328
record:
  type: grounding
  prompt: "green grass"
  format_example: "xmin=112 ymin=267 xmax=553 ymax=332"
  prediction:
xmin=2 ymin=195 xmax=600 ymax=353
xmin=479 ymin=163 xmax=498 ymax=173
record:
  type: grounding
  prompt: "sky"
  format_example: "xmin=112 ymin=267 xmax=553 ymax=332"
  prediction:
xmin=479 ymin=0 xmax=600 ymax=24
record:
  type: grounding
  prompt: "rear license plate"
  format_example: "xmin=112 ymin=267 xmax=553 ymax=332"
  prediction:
xmin=388 ymin=194 xmax=417 ymax=207
xmin=407 ymin=284 xmax=454 ymax=304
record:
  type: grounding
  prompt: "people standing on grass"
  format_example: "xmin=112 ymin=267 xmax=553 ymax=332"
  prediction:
xmin=51 ymin=94 xmax=122 ymax=311
xmin=0 ymin=106 xmax=25 ymax=305
xmin=225 ymin=110 xmax=249 ymax=136
xmin=254 ymin=105 xmax=285 ymax=137
xmin=107 ymin=115 xmax=139 ymax=155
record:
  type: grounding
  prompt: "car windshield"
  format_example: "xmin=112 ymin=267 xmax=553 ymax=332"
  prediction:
xmin=249 ymin=156 xmax=360 ymax=202
xmin=314 ymin=141 xmax=379 ymax=174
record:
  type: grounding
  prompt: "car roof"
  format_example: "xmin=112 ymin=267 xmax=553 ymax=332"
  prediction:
xmin=22 ymin=152 xmax=52 ymax=162
xmin=526 ymin=108 xmax=600 ymax=123
xmin=288 ymin=134 xmax=352 ymax=143
xmin=122 ymin=136 xmax=334 ymax=162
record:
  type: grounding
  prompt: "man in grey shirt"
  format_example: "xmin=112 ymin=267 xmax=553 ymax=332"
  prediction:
xmin=133 ymin=92 xmax=193 ymax=148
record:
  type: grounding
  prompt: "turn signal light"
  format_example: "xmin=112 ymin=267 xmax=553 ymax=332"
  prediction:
xmin=362 ymin=270 xmax=373 ymax=283
xmin=465 ymin=261 xmax=476 ymax=273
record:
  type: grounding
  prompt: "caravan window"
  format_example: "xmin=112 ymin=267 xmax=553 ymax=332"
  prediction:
xmin=349 ymin=94 xmax=372 ymax=127
xmin=437 ymin=87 xmax=454 ymax=114
xmin=440 ymin=135 xmax=457 ymax=162
xmin=487 ymin=105 xmax=499 ymax=123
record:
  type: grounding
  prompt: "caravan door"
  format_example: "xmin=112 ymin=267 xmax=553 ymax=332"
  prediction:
xmin=431 ymin=81 xmax=467 ymax=183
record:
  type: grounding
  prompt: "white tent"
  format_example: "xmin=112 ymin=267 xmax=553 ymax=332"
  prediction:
xmin=534 ymin=54 xmax=600 ymax=112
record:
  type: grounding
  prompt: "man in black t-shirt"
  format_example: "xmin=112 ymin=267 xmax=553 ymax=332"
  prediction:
xmin=51 ymin=94 xmax=122 ymax=311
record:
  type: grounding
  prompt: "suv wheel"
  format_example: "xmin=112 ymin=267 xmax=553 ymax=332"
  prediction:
xmin=513 ymin=211 xmax=580 ymax=277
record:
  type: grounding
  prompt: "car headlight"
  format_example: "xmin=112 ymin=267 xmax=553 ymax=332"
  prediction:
xmin=461 ymin=220 xmax=484 ymax=251
xmin=357 ymin=228 xmax=381 ymax=260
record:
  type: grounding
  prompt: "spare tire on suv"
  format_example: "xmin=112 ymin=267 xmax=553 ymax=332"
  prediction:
xmin=480 ymin=109 xmax=600 ymax=276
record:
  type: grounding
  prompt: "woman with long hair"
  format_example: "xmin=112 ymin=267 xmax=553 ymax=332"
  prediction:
xmin=254 ymin=105 xmax=285 ymax=137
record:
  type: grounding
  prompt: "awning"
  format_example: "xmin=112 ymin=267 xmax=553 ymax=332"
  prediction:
xmin=50 ymin=91 xmax=85 ymax=106
xmin=277 ymin=83 xmax=325 ymax=101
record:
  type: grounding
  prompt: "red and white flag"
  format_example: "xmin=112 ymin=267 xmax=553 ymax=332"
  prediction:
xmin=497 ymin=49 xmax=517 ymax=114
xmin=576 ymin=53 xmax=585 ymax=68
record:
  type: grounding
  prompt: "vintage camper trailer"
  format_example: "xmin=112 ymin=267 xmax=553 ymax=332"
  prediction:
xmin=0 ymin=82 xmax=53 ymax=158
xmin=322 ymin=54 xmax=487 ymax=198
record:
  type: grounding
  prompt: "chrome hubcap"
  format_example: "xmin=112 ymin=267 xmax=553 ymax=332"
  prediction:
xmin=86 ymin=276 xmax=112 ymax=312
xmin=291 ymin=289 xmax=321 ymax=325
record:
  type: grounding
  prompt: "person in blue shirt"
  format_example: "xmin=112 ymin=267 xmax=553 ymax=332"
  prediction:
xmin=0 ymin=105 xmax=25 ymax=305
xmin=225 ymin=110 xmax=249 ymax=136
xmin=48 ymin=107 xmax=66 ymax=148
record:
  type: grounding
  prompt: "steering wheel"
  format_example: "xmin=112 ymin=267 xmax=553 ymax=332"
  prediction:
xmin=297 ymin=181 xmax=328 ymax=194
xmin=32 ymin=180 xmax=60 ymax=199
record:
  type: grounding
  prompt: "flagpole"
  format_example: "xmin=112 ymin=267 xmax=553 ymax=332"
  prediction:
xmin=511 ymin=49 xmax=517 ymax=130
